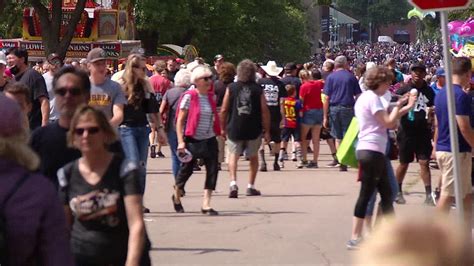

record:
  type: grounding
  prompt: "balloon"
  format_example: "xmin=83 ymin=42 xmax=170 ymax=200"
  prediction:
xmin=423 ymin=12 xmax=436 ymax=19
xmin=407 ymin=8 xmax=423 ymax=20
xmin=448 ymin=21 xmax=464 ymax=35
xmin=460 ymin=20 xmax=474 ymax=36
xmin=450 ymin=34 xmax=463 ymax=52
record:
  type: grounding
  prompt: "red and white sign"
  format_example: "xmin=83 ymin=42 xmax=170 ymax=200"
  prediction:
xmin=409 ymin=0 xmax=472 ymax=11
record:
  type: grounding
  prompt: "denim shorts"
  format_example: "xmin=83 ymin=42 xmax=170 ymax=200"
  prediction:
xmin=302 ymin=109 xmax=323 ymax=126
xmin=329 ymin=105 xmax=354 ymax=140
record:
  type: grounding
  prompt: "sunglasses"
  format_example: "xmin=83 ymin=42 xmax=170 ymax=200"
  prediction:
xmin=201 ymin=76 xmax=213 ymax=82
xmin=74 ymin=126 xmax=100 ymax=136
xmin=54 ymin=87 xmax=82 ymax=96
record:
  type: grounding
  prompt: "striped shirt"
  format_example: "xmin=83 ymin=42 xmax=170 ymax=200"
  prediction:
xmin=180 ymin=93 xmax=215 ymax=140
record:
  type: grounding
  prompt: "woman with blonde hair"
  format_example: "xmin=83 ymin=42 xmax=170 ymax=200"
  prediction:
xmin=173 ymin=65 xmax=221 ymax=215
xmin=58 ymin=105 xmax=150 ymax=265
xmin=118 ymin=54 xmax=164 ymax=212
xmin=0 ymin=95 xmax=73 ymax=265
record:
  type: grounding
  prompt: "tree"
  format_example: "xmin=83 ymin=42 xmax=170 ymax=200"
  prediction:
xmin=27 ymin=0 xmax=88 ymax=60
xmin=335 ymin=0 xmax=411 ymax=34
xmin=135 ymin=0 xmax=310 ymax=63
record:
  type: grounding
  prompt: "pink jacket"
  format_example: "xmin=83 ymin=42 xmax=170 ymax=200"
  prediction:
xmin=177 ymin=89 xmax=221 ymax=138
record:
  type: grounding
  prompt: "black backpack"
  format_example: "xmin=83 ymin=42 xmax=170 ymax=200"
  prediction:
xmin=0 ymin=172 xmax=30 ymax=265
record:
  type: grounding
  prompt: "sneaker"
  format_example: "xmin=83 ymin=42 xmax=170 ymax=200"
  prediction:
xmin=395 ymin=192 xmax=406 ymax=204
xmin=260 ymin=163 xmax=267 ymax=172
xmin=143 ymin=207 xmax=151 ymax=213
xmin=291 ymin=153 xmax=297 ymax=162
xmin=327 ymin=159 xmax=340 ymax=167
xmin=424 ymin=195 xmax=435 ymax=206
xmin=278 ymin=161 xmax=284 ymax=169
xmin=346 ymin=238 xmax=363 ymax=250
xmin=157 ymin=151 xmax=165 ymax=158
xmin=229 ymin=185 xmax=238 ymax=198
xmin=246 ymin=188 xmax=261 ymax=196
xmin=431 ymin=189 xmax=440 ymax=205
xmin=149 ymin=145 xmax=156 ymax=158
xmin=273 ymin=162 xmax=281 ymax=171
xmin=339 ymin=164 xmax=348 ymax=172
xmin=296 ymin=160 xmax=306 ymax=169
xmin=306 ymin=161 xmax=318 ymax=168
xmin=283 ymin=151 xmax=289 ymax=161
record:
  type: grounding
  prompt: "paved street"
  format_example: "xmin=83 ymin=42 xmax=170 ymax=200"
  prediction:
xmin=143 ymin=143 xmax=466 ymax=265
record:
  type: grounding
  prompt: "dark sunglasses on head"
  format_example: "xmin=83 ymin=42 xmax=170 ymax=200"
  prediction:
xmin=74 ymin=126 xmax=100 ymax=135
xmin=54 ymin=87 xmax=82 ymax=96
xmin=201 ymin=76 xmax=212 ymax=82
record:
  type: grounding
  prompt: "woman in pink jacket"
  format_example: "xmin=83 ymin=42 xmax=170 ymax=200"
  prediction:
xmin=173 ymin=65 xmax=221 ymax=215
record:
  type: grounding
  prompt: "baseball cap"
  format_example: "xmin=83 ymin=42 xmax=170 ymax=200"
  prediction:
xmin=0 ymin=95 xmax=23 ymax=138
xmin=214 ymin=54 xmax=224 ymax=61
xmin=435 ymin=68 xmax=445 ymax=77
xmin=87 ymin=48 xmax=107 ymax=63
xmin=284 ymin=62 xmax=297 ymax=71
xmin=47 ymin=53 xmax=62 ymax=66
xmin=410 ymin=63 xmax=426 ymax=72
xmin=0 ymin=51 xmax=6 ymax=65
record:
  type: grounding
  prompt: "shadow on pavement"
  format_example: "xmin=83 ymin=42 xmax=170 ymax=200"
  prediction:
xmin=151 ymin=247 xmax=240 ymax=254
xmin=261 ymin=193 xmax=344 ymax=198
xmin=146 ymin=210 xmax=304 ymax=217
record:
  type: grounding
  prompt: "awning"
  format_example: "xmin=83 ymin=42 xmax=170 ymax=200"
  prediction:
xmin=330 ymin=7 xmax=359 ymax=25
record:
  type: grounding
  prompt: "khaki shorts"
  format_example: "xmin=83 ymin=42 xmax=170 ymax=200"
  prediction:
xmin=436 ymin=151 xmax=473 ymax=198
xmin=227 ymin=138 xmax=262 ymax=157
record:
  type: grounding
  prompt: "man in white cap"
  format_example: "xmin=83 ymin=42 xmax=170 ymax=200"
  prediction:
xmin=0 ymin=51 xmax=9 ymax=91
xmin=257 ymin=61 xmax=287 ymax=171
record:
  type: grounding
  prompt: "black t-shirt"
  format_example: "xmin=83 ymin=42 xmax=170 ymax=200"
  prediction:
xmin=214 ymin=80 xmax=231 ymax=107
xmin=30 ymin=121 xmax=81 ymax=188
xmin=15 ymin=68 xmax=48 ymax=130
xmin=57 ymin=155 xmax=141 ymax=264
xmin=258 ymin=77 xmax=287 ymax=123
xmin=121 ymin=88 xmax=159 ymax=127
xmin=280 ymin=76 xmax=302 ymax=97
xmin=396 ymin=80 xmax=435 ymax=133
xmin=226 ymin=81 xmax=263 ymax=140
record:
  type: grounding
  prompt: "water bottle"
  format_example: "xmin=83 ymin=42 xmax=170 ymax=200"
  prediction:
xmin=407 ymin=88 xmax=418 ymax=122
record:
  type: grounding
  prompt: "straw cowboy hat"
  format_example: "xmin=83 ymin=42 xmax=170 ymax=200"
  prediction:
xmin=261 ymin=61 xmax=283 ymax=77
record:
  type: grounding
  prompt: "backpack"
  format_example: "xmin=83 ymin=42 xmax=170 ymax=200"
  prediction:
xmin=0 ymin=172 xmax=30 ymax=265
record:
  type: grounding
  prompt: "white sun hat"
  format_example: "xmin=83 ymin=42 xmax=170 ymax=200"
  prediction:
xmin=261 ymin=61 xmax=283 ymax=77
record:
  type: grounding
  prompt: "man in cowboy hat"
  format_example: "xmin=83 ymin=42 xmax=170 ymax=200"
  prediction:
xmin=257 ymin=61 xmax=287 ymax=171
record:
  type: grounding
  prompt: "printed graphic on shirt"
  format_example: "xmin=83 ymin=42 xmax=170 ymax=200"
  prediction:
xmin=89 ymin=94 xmax=112 ymax=107
xmin=413 ymin=92 xmax=429 ymax=113
xmin=237 ymin=86 xmax=252 ymax=115
xmin=282 ymin=97 xmax=297 ymax=128
xmin=69 ymin=189 xmax=120 ymax=227
xmin=263 ymin=84 xmax=280 ymax=106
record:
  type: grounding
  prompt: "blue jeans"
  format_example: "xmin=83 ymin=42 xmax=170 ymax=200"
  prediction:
xmin=119 ymin=126 xmax=150 ymax=194
xmin=365 ymin=140 xmax=399 ymax=216
xmin=329 ymin=105 xmax=354 ymax=140
xmin=167 ymin=130 xmax=181 ymax=179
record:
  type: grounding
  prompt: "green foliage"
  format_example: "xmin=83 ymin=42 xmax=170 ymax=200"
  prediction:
xmin=449 ymin=3 xmax=474 ymax=21
xmin=135 ymin=0 xmax=310 ymax=64
xmin=0 ymin=0 xmax=25 ymax=38
xmin=335 ymin=0 xmax=410 ymax=29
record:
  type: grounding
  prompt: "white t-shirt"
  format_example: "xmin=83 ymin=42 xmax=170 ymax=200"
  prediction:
xmin=43 ymin=71 xmax=59 ymax=120
xmin=354 ymin=90 xmax=387 ymax=154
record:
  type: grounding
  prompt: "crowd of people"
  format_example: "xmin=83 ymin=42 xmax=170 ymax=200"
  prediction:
xmin=0 ymin=39 xmax=473 ymax=264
